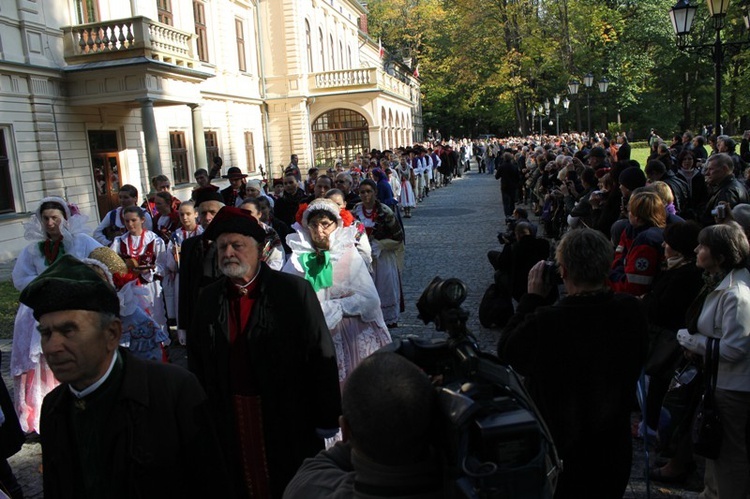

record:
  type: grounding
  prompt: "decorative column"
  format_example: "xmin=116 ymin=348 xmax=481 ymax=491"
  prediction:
xmin=190 ymin=104 xmax=208 ymax=171
xmin=139 ymin=98 xmax=163 ymax=180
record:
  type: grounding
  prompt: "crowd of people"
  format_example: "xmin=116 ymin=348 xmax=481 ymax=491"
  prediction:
xmin=488 ymin=129 xmax=750 ymax=498
xmin=2 ymin=143 xmax=473 ymax=498
xmin=4 ymin=126 xmax=750 ymax=498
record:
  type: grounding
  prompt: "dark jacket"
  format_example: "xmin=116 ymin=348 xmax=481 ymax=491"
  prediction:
xmin=496 ymin=235 xmax=550 ymax=301
xmin=498 ymin=291 xmax=647 ymax=498
xmin=0 ymin=352 xmax=24 ymax=460
xmin=41 ymin=349 xmax=230 ymax=499
xmin=189 ymin=264 xmax=341 ymax=498
xmin=177 ymin=234 xmax=219 ymax=333
xmin=659 ymin=170 xmax=690 ymax=214
xmin=494 ymin=159 xmax=520 ymax=193
xmin=701 ymin=174 xmax=749 ymax=225
xmin=274 ymin=191 xmax=306 ymax=226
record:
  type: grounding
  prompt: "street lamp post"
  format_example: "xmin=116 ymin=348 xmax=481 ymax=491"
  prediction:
xmin=553 ymin=95 xmax=561 ymax=136
xmin=583 ymin=73 xmax=594 ymax=137
xmin=568 ymin=80 xmax=580 ymax=133
xmin=669 ymin=0 xmax=750 ymax=134
xmin=563 ymin=97 xmax=570 ymax=133
xmin=598 ymin=77 xmax=610 ymax=133
xmin=538 ymin=105 xmax=544 ymax=135
xmin=569 ymin=74 xmax=610 ymax=137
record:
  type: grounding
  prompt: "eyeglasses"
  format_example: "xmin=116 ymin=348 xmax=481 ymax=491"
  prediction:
xmin=309 ymin=220 xmax=336 ymax=231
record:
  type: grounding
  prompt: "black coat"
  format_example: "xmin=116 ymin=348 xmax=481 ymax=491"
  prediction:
xmin=41 ymin=349 xmax=230 ymax=499
xmin=189 ymin=264 xmax=341 ymax=498
xmin=0 ymin=352 xmax=23 ymax=460
xmin=177 ymin=234 xmax=219 ymax=333
xmin=498 ymin=291 xmax=647 ymax=498
xmin=495 ymin=160 xmax=520 ymax=193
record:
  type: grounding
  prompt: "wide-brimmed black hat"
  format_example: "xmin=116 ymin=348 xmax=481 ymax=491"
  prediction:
xmin=222 ymin=167 xmax=248 ymax=180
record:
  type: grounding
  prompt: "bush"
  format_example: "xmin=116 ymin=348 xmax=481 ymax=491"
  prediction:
xmin=0 ymin=281 xmax=19 ymax=340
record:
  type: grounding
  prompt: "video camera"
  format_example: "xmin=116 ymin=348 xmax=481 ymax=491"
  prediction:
xmin=383 ymin=277 xmax=561 ymax=498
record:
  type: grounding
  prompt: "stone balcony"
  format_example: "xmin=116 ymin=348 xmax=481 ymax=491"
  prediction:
xmin=61 ymin=16 xmax=198 ymax=69
xmin=309 ymin=68 xmax=416 ymax=102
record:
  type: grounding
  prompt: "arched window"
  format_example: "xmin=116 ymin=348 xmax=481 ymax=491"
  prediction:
xmin=305 ymin=20 xmax=313 ymax=73
xmin=312 ymin=109 xmax=370 ymax=167
xmin=388 ymin=110 xmax=394 ymax=148
xmin=347 ymin=46 xmax=352 ymax=68
xmin=319 ymin=28 xmax=325 ymax=71
xmin=339 ymin=41 xmax=344 ymax=69
xmin=381 ymin=108 xmax=387 ymax=149
xmin=329 ymin=35 xmax=335 ymax=70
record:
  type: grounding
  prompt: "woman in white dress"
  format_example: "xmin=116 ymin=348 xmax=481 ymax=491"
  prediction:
xmin=11 ymin=197 xmax=101 ymax=433
xmin=352 ymin=180 xmax=405 ymax=327
xmin=396 ymin=156 xmax=416 ymax=218
xmin=158 ymin=200 xmax=203 ymax=328
xmin=282 ymin=198 xmax=391 ymax=388
xmin=111 ymin=205 xmax=167 ymax=329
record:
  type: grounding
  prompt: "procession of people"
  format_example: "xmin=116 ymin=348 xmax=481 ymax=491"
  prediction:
xmin=4 ymin=126 xmax=750 ymax=499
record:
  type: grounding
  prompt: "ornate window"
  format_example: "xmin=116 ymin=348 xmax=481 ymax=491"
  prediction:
xmin=0 ymin=129 xmax=19 ymax=215
xmin=204 ymin=131 xmax=220 ymax=166
xmin=312 ymin=109 xmax=370 ymax=168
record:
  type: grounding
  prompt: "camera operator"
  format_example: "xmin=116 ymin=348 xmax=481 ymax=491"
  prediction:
xmin=488 ymin=221 xmax=550 ymax=303
xmin=284 ymin=352 xmax=443 ymax=498
xmin=497 ymin=228 xmax=647 ymax=499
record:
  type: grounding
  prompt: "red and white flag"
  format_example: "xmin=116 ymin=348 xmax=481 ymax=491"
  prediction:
xmin=413 ymin=63 xmax=420 ymax=78
xmin=378 ymin=38 xmax=384 ymax=59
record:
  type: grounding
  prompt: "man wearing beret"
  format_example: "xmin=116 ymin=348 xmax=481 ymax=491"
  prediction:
xmin=21 ymin=255 xmax=230 ymax=499
xmin=189 ymin=206 xmax=341 ymax=498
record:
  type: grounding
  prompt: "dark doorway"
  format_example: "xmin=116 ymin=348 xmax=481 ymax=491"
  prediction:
xmin=88 ymin=131 xmax=121 ymax=221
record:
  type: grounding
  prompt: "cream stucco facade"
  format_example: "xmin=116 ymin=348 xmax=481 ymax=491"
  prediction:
xmin=0 ymin=0 xmax=421 ymax=261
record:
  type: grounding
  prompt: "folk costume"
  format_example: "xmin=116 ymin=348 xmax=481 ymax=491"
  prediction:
xmin=189 ymin=207 xmax=341 ymax=498
xmin=92 ymin=206 xmax=153 ymax=245
xmin=283 ymin=200 xmax=391 ymax=387
xmin=111 ymin=229 xmax=167 ymax=328
xmin=352 ymin=197 xmax=404 ymax=326
xmin=11 ymin=197 xmax=101 ymax=433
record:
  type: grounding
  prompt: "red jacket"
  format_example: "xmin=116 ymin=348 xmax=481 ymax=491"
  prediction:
xmin=609 ymin=224 xmax=664 ymax=296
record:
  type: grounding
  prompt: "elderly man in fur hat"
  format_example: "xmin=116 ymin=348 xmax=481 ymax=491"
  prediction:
xmin=22 ymin=255 xmax=230 ymax=499
xmin=188 ymin=206 xmax=341 ymax=498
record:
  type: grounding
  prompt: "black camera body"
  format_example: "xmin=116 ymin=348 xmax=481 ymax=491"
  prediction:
xmin=383 ymin=277 xmax=561 ymax=498
xmin=497 ymin=217 xmax=518 ymax=245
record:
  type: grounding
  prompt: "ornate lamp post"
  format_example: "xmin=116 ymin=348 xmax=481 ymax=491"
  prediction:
xmin=568 ymin=79 xmax=580 ymax=132
xmin=563 ymin=97 xmax=570 ymax=133
xmin=669 ymin=0 xmax=750 ymax=133
xmin=553 ymin=95 xmax=561 ymax=136
xmin=598 ymin=77 xmax=610 ymax=133
xmin=569 ymin=74 xmax=609 ymax=137
xmin=538 ymin=105 xmax=544 ymax=135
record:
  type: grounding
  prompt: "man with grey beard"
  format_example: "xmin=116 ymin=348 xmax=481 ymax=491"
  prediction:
xmin=188 ymin=206 xmax=341 ymax=499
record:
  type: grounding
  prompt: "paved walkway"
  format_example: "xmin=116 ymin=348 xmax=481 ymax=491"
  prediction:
xmin=2 ymin=165 xmax=702 ymax=498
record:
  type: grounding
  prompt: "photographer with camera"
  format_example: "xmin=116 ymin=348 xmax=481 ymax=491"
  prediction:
xmin=498 ymin=228 xmax=648 ymax=499
xmin=700 ymin=153 xmax=749 ymax=227
xmin=284 ymin=352 xmax=443 ymax=498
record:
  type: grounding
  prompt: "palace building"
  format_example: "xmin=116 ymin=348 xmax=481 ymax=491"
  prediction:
xmin=0 ymin=0 xmax=421 ymax=260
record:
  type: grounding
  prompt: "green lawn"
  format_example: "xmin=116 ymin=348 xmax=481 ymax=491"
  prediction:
xmin=631 ymin=147 xmax=649 ymax=169
xmin=0 ymin=281 xmax=19 ymax=340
